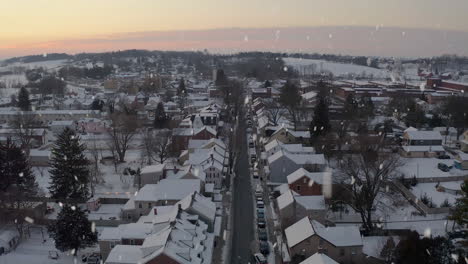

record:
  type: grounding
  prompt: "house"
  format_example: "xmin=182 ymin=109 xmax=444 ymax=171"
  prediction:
xmin=165 ymin=165 xmax=207 ymax=182
xmin=49 ymin=120 xmax=76 ymax=135
xmin=264 ymin=139 xmax=315 ymax=157
xmin=400 ymin=130 xmax=445 ymax=158
xmin=0 ymin=229 xmax=19 ymax=255
xmin=137 ymin=164 xmax=166 ymax=186
xmin=268 ymin=127 xmax=311 ymax=144
xmin=267 ymin=150 xmax=326 ymax=183
xmin=171 ymin=126 xmax=217 ymax=154
xmin=299 ymin=253 xmax=339 ymax=264
xmin=287 ymin=168 xmax=327 ymax=196
xmin=285 ymin=217 xmax=363 ymax=264
xmin=0 ymin=128 xmax=49 ymax=147
xmin=121 ymin=179 xmax=202 ymax=221
xmin=461 ymin=130 xmax=468 ymax=152
xmin=101 ymin=208 xmax=214 ymax=263
xmin=277 ymin=190 xmax=326 ymax=228
xmin=454 ymin=151 xmax=468 ymax=170
xmin=184 ymin=148 xmax=226 ymax=189
xmin=29 ymin=149 xmax=51 ymax=166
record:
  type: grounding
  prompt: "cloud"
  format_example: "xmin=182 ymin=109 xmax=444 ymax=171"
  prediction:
xmin=2 ymin=26 xmax=468 ymax=59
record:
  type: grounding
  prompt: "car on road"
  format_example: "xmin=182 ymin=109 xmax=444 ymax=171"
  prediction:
xmin=256 ymin=196 xmax=263 ymax=202
xmin=253 ymin=171 xmax=259 ymax=179
xmin=437 ymin=163 xmax=452 ymax=172
xmin=259 ymin=241 xmax=270 ymax=255
xmin=257 ymin=210 xmax=265 ymax=218
xmin=253 ymin=253 xmax=267 ymax=264
xmin=257 ymin=221 xmax=266 ymax=228
xmin=256 ymin=201 xmax=264 ymax=208
xmin=258 ymin=228 xmax=268 ymax=241
xmin=437 ymin=154 xmax=451 ymax=159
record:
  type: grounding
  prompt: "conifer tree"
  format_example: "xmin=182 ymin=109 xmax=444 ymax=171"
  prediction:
xmin=48 ymin=205 xmax=97 ymax=255
xmin=17 ymin=87 xmax=31 ymax=111
xmin=310 ymin=90 xmax=330 ymax=138
xmin=48 ymin=128 xmax=90 ymax=200
xmin=154 ymin=102 xmax=168 ymax=128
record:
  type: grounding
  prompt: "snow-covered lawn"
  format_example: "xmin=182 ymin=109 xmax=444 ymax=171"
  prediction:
xmin=411 ymin=182 xmax=462 ymax=207
xmin=397 ymin=158 xmax=466 ymax=179
xmin=283 ymin=57 xmax=389 ymax=78
xmin=0 ymin=226 xmax=99 ymax=264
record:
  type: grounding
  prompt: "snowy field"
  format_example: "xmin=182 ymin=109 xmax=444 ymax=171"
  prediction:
xmin=397 ymin=158 xmax=466 ymax=179
xmin=0 ymin=227 xmax=99 ymax=264
xmin=411 ymin=182 xmax=462 ymax=207
xmin=283 ymin=57 xmax=390 ymax=78
xmin=1 ymin=59 xmax=69 ymax=71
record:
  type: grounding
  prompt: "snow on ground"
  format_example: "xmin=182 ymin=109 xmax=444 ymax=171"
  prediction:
xmin=0 ymin=226 xmax=99 ymax=264
xmin=283 ymin=57 xmax=389 ymax=78
xmin=411 ymin=182 xmax=462 ymax=207
xmin=7 ymin=60 xmax=69 ymax=70
xmin=0 ymin=74 xmax=27 ymax=88
xmin=397 ymin=157 xmax=466 ymax=179
xmin=362 ymin=236 xmax=399 ymax=260
xmin=88 ymin=204 xmax=123 ymax=220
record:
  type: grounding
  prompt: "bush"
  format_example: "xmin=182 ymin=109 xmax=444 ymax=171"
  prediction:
xmin=420 ymin=193 xmax=435 ymax=208
xmin=410 ymin=175 xmax=418 ymax=187
xmin=440 ymin=198 xmax=451 ymax=208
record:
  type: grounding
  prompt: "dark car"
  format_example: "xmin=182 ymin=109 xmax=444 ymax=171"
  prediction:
xmin=259 ymin=241 xmax=270 ymax=255
xmin=257 ymin=221 xmax=266 ymax=228
xmin=258 ymin=228 xmax=268 ymax=241
xmin=257 ymin=210 xmax=265 ymax=219
xmin=437 ymin=154 xmax=451 ymax=159
xmin=437 ymin=163 xmax=451 ymax=172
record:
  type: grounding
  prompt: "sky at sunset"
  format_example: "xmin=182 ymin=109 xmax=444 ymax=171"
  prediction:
xmin=2 ymin=0 xmax=468 ymax=58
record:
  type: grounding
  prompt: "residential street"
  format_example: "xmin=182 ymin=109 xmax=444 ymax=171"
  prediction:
xmin=230 ymin=109 xmax=255 ymax=264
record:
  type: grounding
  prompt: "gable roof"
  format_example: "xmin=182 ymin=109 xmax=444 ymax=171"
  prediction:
xmin=405 ymin=130 xmax=442 ymax=141
xmin=287 ymin=168 xmax=325 ymax=185
xmin=277 ymin=190 xmax=295 ymax=210
xmin=299 ymin=253 xmax=339 ymax=264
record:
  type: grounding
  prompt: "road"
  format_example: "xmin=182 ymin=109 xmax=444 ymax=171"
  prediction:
xmin=230 ymin=108 xmax=255 ymax=264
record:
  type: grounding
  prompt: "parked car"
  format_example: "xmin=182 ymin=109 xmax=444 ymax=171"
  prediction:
xmin=48 ymin=251 xmax=59 ymax=260
xmin=438 ymin=163 xmax=452 ymax=172
xmin=437 ymin=154 xmax=451 ymax=159
xmin=255 ymin=191 xmax=263 ymax=198
xmin=253 ymin=253 xmax=267 ymax=264
xmin=258 ymin=228 xmax=268 ymax=241
xmin=256 ymin=201 xmax=265 ymax=208
xmin=253 ymin=171 xmax=259 ymax=179
xmin=257 ymin=221 xmax=266 ymax=228
xmin=257 ymin=210 xmax=265 ymax=219
xmin=259 ymin=241 xmax=270 ymax=255
xmin=256 ymin=208 xmax=265 ymax=214
xmin=256 ymin=196 xmax=263 ymax=202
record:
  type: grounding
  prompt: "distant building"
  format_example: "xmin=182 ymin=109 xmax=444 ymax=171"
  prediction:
xmin=400 ymin=130 xmax=444 ymax=158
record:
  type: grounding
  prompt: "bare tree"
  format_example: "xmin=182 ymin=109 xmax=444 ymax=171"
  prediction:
xmin=9 ymin=112 xmax=38 ymax=154
xmin=142 ymin=129 xmax=157 ymax=165
xmin=337 ymin=134 xmax=402 ymax=232
xmin=264 ymin=100 xmax=283 ymax=126
xmin=107 ymin=113 xmax=139 ymax=162
xmin=87 ymin=136 xmax=103 ymax=196
xmin=153 ymin=130 xmax=172 ymax=164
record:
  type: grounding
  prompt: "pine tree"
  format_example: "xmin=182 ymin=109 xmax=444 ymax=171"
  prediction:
xmin=0 ymin=138 xmax=37 ymax=194
xmin=177 ymin=78 xmax=186 ymax=96
xmin=17 ymin=87 xmax=31 ymax=111
xmin=154 ymin=102 xmax=168 ymax=128
xmin=310 ymin=91 xmax=330 ymax=139
xmin=449 ymin=179 xmax=468 ymax=228
xmin=48 ymin=128 xmax=90 ymax=200
xmin=279 ymin=80 xmax=302 ymax=130
xmin=48 ymin=205 xmax=97 ymax=255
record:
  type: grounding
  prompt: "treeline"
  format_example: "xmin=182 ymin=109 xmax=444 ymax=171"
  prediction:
xmin=58 ymin=65 xmax=113 ymax=80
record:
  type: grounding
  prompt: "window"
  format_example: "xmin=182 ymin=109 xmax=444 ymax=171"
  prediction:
xmin=340 ymin=248 xmax=345 ymax=256
xmin=319 ymin=239 xmax=323 ymax=246
xmin=138 ymin=203 xmax=142 ymax=208
xmin=130 ymin=239 xmax=135 ymax=245
xmin=351 ymin=249 xmax=356 ymax=255
xmin=303 ymin=178 xmax=307 ymax=184
xmin=296 ymin=185 xmax=301 ymax=191
xmin=148 ymin=203 xmax=152 ymax=208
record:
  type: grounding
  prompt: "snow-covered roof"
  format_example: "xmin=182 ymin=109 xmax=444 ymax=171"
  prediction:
xmin=285 ymin=217 xmax=363 ymax=248
xmin=134 ymin=179 xmax=201 ymax=202
xmin=268 ymin=150 xmax=325 ymax=166
xmin=277 ymin=190 xmax=294 ymax=210
xmin=295 ymin=195 xmax=326 ymax=210
xmin=405 ymin=130 xmax=442 ymax=141
xmin=301 ymin=91 xmax=317 ymax=100
xmin=298 ymin=253 xmax=339 ymax=264
xmin=285 ymin=216 xmax=315 ymax=248
xmin=141 ymin=164 xmax=165 ymax=175
xmin=105 ymin=245 xmax=142 ymax=264
xmin=287 ymin=168 xmax=325 ymax=184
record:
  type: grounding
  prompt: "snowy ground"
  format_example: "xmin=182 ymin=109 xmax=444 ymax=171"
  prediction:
xmin=397 ymin=157 xmax=466 ymax=179
xmin=283 ymin=57 xmax=389 ymax=78
xmin=411 ymin=182 xmax=462 ymax=207
xmin=0 ymin=226 xmax=99 ymax=264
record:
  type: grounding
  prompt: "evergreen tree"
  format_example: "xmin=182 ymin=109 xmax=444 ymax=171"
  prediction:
xmin=264 ymin=80 xmax=272 ymax=88
xmin=154 ymin=102 xmax=168 ymax=128
xmin=0 ymin=138 xmax=37 ymax=194
xmin=310 ymin=90 xmax=330 ymax=139
xmin=48 ymin=128 xmax=90 ymax=200
xmin=177 ymin=78 xmax=186 ymax=96
xmin=48 ymin=205 xmax=97 ymax=255
xmin=90 ymin=99 xmax=104 ymax=111
xmin=449 ymin=179 xmax=468 ymax=228
xmin=17 ymin=87 xmax=31 ymax=111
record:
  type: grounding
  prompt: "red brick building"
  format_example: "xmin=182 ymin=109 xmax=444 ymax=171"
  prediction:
xmin=287 ymin=168 xmax=324 ymax=196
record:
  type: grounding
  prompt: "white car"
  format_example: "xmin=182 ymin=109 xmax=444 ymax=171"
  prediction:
xmin=253 ymin=253 xmax=267 ymax=264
